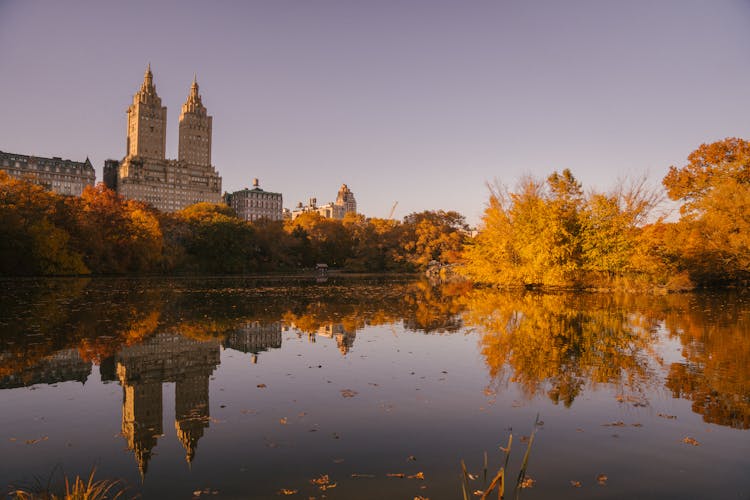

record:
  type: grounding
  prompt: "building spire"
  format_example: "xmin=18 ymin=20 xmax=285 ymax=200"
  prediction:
xmin=142 ymin=63 xmax=154 ymax=92
xmin=190 ymin=73 xmax=199 ymax=97
xmin=182 ymin=73 xmax=204 ymax=113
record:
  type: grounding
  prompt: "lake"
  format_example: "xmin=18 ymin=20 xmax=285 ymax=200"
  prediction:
xmin=0 ymin=277 xmax=748 ymax=499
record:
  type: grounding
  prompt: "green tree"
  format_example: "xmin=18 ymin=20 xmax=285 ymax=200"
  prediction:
xmin=175 ymin=203 xmax=259 ymax=273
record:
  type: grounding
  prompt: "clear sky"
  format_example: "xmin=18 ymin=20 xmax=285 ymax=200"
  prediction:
xmin=1 ymin=0 xmax=749 ymax=224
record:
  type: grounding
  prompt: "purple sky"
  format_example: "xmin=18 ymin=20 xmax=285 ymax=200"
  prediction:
xmin=1 ymin=0 xmax=749 ymax=224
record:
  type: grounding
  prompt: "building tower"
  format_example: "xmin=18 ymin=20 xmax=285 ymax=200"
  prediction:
xmin=178 ymin=75 xmax=212 ymax=167
xmin=126 ymin=64 xmax=167 ymax=160
xmin=120 ymin=380 xmax=163 ymax=479
xmin=175 ymin=373 xmax=211 ymax=464
xmin=335 ymin=184 xmax=357 ymax=215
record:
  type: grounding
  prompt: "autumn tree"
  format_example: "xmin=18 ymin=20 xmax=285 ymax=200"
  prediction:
xmin=397 ymin=210 xmax=468 ymax=271
xmin=284 ymin=212 xmax=353 ymax=267
xmin=0 ymin=172 xmax=87 ymax=275
xmin=663 ymin=138 xmax=750 ymax=284
xmin=462 ymin=170 xmax=585 ymax=287
xmin=66 ymin=184 xmax=163 ymax=273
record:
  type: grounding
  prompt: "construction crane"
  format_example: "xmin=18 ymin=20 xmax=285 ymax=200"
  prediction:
xmin=387 ymin=201 xmax=398 ymax=221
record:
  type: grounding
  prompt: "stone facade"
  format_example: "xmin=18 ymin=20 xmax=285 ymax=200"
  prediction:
xmin=335 ymin=183 xmax=357 ymax=214
xmin=224 ymin=178 xmax=283 ymax=222
xmin=290 ymin=184 xmax=357 ymax=220
xmin=114 ymin=66 xmax=222 ymax=212
xmin=0 ymin=150 xmax=95 ymax=196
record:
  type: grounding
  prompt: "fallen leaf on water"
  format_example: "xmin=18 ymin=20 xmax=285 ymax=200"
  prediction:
xmin=414 ymin=496 xmax=430 ymax=500
xmin=408 ymin=472 xmax=425 ymax=480
xmin=570 ymin=481 xmax=582 ymax=487
xmin=387 ymin=473 xmax=405 ymax=478
xmin=682 ymin=437 xmax=700 ymax=446
xmin=257 ymin=384 xmax=267 ymax=388
xmin=279 ymin=418 xmax=288 ymax=425
xmin=602 ymin=421 xmax=625 ymax=427
xmin=658 ymin=413 xmax=677 ymax=419
xmin=351 ymin=473 xmax=375 ymax=478
xmin=276 ymin=489 xmax=298 ymax=496
xmin=597 ymin=474 xmax=608 ymax=485
xmin=340 ymin=389 xmax=358 ymax=398
xmin=310 ymin=474 xmax=334 ymax=491
xmin=407 ymin=455 xmax=417 ymax=461
xmin=519 ymin=435 xmax=530 ymax=443
xmin=520 ymin=477 xmax=535 ymax=488
xmin=631 ymin=423 xmax=643 ymax=427
xmin=25 ymin=436 xmax=48 ymax=445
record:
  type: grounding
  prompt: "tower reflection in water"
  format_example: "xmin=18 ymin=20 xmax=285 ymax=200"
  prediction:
xmin=98 ymin=321 xmax=283 ymax=477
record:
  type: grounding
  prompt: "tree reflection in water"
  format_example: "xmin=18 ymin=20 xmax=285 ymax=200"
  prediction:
xmin=0 ymin=278 xmax=748 ymax=429
xmin=463 ymin=290 xmax=660 ymax=407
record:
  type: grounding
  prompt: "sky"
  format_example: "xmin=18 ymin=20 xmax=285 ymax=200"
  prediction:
xmin=1 ymin=0 xmax=749 ymax=224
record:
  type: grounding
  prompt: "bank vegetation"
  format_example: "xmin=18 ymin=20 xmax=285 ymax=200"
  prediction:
xmin=1 ymin=138 xmax=748 ymax=289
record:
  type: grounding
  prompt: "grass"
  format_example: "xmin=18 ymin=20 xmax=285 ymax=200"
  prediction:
xmin=11 ymin=468 xmax=128 ymax=500
xmin=461 ymin=414 xmax=540 ymax=500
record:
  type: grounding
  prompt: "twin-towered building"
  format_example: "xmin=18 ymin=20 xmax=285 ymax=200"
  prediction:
xmin=1 ymin=65 xmax=359 ymax=219
xmin=107 ymin=66 xmax=358 ymax=220
xmin=104 ymin=65 xmax=222 ymax=212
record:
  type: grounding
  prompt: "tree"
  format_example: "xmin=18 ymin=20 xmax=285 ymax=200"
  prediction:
xmin=175 ymin=203 xmax=258 ymax=273
xmin=663 ymin=138 xmax=750 ymax=284
xmin=663 ymin=137 xmax=750 ymax=215
xmin=0 ymin=172 xmax=87 ymax=275
xmin=398 ymin=210 xmax=468 ymax=271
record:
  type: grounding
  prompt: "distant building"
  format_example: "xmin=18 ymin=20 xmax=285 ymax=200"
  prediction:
xmin=0 ymin=348 xmax=91 ymax=389
xmin=290 ymin=184 xmax=357 ymax=220
xmin=0 ymin=150 xmax=95 ymax=195
xmin=223 ymin=321 xmax=282 ymax=364
xmin=224 ymin=178 xmax=283 ymax=222
xmin=103 ymin=159 xmax=119 ymax=190
xmin=335 ymin=183 xmax=357 ymax=214
xmin=112 ymin=66 xmax=222 ymax=212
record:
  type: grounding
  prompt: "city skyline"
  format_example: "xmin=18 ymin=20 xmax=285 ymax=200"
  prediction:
xmin=1 ymin=1 xmax=749 ymax=223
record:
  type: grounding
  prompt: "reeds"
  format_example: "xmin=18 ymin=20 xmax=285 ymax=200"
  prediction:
xmin=461 ymin=414 xmax=540 ymax=500
xmin=12 ymin=468 xmax=127 ymax=500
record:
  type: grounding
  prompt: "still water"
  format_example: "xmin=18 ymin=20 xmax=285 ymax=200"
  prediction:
xmin=0 ymin=277 xmax=748 ymax=499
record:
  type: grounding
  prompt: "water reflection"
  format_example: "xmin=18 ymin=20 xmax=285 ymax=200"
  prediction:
xmin=661 ymin=294 xmax=750 ymax=429
xmin=0 ymin=278 xmax=748 ymax=487
xmin=463 ymin=289 xmax=750 ymax=429
xmin=464 ymin=291 xmax=660 ymax=407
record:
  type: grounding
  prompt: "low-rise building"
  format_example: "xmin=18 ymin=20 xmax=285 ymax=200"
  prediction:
xmin=224 ymin=178 xmax=283 ymax=221
xmin=0 ymin=150 xmax=95 ymax=195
